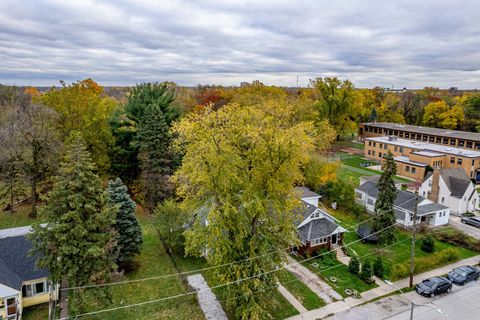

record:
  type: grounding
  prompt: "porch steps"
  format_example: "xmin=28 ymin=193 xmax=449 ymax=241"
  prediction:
xmin=333 ymin=244 xmax=351 ymax=265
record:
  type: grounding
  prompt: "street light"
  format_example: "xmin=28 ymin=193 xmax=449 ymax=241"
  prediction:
xmin=384 ymin=280 xmax=446 ymax=320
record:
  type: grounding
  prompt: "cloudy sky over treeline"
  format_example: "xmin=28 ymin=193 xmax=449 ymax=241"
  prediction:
xmin=1 ymin=0 xmax=479 ymax=88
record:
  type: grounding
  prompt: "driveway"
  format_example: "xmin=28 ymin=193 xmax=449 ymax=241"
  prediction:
xmin=449 ymin=215 xmax=480 ymax=239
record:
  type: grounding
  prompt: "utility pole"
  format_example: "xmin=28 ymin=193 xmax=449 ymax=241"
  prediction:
xmin=409 ymin=187 xmax=419 ymax=288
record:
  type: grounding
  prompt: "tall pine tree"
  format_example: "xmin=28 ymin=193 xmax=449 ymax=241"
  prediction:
xmin=30 ymin=133 xmax=116 ymax=286
xmin=107 ymin=178 xmax=143 ymax=266
xmin=137 ymin=105 xmax=177 ymax=210
xmin=372 ymin=151 xmax=397 ymax=244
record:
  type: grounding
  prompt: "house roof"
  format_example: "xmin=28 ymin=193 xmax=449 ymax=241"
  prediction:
xmin=356 ymin=181 xmax=448 ymax=216
xmin=440 ymin=168 xmax=472 ymax=197
xmin=297 ymin=218 xmax=340 ymax=241
xmin=295 ymin=186 xmax=320 ymax=199
xmin=0 ymin=235 xmax=48 ymax=291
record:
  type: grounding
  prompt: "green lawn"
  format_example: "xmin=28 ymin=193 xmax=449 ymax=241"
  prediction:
xmin=0 ymin=205 xmax=40 ymax=229
xmin=22 ymin=304 xmax=49 ymax=320
xmin=72 ymin=212 xmax=206 ymax=320
xmin=334 ymin=139 xmax=364 ymax=150
xmin=306 ymin=255 xmax=377 ymax=298
xmin=277 ymin=270 xmax=326 ymax=310
xmin=327 ymin=207 xmax=479 ymax=281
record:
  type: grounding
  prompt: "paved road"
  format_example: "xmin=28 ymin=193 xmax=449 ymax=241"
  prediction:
xmin=330 ymin=280 xmax=480 ymax=320
xmin=449 ymin=216 xmax=480 ymax=239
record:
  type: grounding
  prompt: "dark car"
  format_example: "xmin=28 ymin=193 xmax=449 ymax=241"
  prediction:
xmin=461 ymin=216 xmax=480 ymax=228
xmin=448 ymin=266 xmax=480 ymax=285
xmin=416 ymin=276 xmax=452 ymax=297
xmin=356 ymin=225 xmax=379 ymax=243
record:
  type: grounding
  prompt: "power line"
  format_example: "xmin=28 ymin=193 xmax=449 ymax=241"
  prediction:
xmin=61 ymin=206 xmax=379 ymax=292
xmin=56 ymin=221 xmax=400 ymax=319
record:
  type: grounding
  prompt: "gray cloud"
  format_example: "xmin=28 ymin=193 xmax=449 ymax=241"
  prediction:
xmin=0 ymin=0 xmax=479 ymax=88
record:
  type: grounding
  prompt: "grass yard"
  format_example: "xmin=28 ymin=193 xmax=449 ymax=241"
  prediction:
xmin=72 ymin=212 xmax=206 ymax=320
xmin=0 ymin=204 xmax=40 ymax=229
xmin=306 ymin=255 xmax=377 ymax=298
xmin=277 ymin=270 xmax=326 ymax=310
xmin=327 ymin=207 xmax=479 ymax=281
xmin=22 ymin=304 xmax=49 ymax=320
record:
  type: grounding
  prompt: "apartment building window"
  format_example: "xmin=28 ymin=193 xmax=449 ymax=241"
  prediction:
xmin=416 ymin=134 xmax=422 ymax=140
xmin=450 ymin=157 xmax=455 ymax=164
xmin=368 ymin=150 xmax=371 ymax=155
xmin=399 ymin=147 xmax=404 ymax=152
xmin=379 ymin=152 xmax=382 ymax=158
xmin=368 ymin=141 xmax=372 ymax=147
xmin=429 ymin=136 xmax=435 ymax=142
xmin=422 ymin=135 xmax=428 ymax=141
xmin=472 ymin=159 xmax=475 ymax=166
xmin=406 ymin=166 xmax=410 ymax=172
xmin=436 ymin=137 xmax=442 ymax=143
xmin=443 ymin=138 xmax=449 ymax=145
xmin=467 ymin=141 xmax=473 ymax=148
xmin=384 ymin=144 xmax=387 ymax=150
xmin=373 ymin=142 xmax=376 ymax=147
xmin=475 ymin=143 xmax=480 ymax=150
xmin=411 ymin=167 xmax=416 ymax=173
xmin=394 ymin=146 xmax=398 ymax=152
xmin=399 ymin=132 xmax=404 ymax=138
xmin=458 ymin=140 xmax=465 ymax=147
xmin=450 ymin=139 xmax=456 ymax=146
xmin=405 ymin=133 xmax=410 ymax=139
xmin=379 ymin=143 xmax=383 ymax=148
xmin=458 ymin=158 xmax=463 ymax=165
xmin=372 ymin=151 xmax=375 ymax=156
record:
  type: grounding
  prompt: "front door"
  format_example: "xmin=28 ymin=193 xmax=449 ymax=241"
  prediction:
xmin=5 ymin=296 xmax=17 ymax=319
xmin=331 ymin=233 xmax=338 ymax=245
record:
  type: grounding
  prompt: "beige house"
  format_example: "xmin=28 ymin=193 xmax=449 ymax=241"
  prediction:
xmin=0 ymin=226 xmax=57 ymax=320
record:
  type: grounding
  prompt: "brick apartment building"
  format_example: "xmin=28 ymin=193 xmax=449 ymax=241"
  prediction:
xmin=363 ymin=136 xmax=480 ymax=181
xmin=358 ymin=122 xmax=480 ymax=150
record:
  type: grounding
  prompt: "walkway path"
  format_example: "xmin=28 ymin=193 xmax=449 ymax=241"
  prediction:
xmin=187 ymin=274 xmax=228 ymax=320
xmin=285 ymin=254 xmax=480 ymax=320
xmin=285 ymin=256 xmax=342 ymax=303
xmin=278 ymin=284 xmax=307 ymax=313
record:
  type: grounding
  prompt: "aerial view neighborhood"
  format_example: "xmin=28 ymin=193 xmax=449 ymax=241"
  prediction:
xmin=1 ymin=1 xmax=479 ymax=319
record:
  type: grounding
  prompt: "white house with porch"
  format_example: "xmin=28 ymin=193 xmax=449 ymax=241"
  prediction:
xmin=355 ymin=181 xmax=450 ymax=227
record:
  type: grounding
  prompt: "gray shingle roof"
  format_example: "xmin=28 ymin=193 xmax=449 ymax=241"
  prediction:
xmin=440 ymin=168 xmax=471 ymax=197
xmin=298 ymin=218 xmax=339 ymax=241
xmin=357 ymin=181 xmax=448 ymax=216
xmin=295 ymin=186 xmax=320 ymax=199
xmin=0 ymin=235 xmax=48 ymax=290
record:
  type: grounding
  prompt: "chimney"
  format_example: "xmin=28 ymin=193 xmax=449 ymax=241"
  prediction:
xmin=430 ymin=168 xmax=441 ymax=203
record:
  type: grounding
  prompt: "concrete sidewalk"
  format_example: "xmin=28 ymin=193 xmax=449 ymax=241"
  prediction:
xmin=285 ymin=254 xmax=480 ymax=320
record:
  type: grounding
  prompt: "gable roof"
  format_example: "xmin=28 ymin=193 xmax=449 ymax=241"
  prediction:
xmin=356 ymin=181 xmax=448 ymax=216
xmin=295 ymin=186 xmax=320 ymax=199
xmin=0 ymin=234 xmax=48 ymax=290
xmin=297 ymin=218 xmax=340 ymax=241
xmin=440 ymin=168 xmax=472 ymax=197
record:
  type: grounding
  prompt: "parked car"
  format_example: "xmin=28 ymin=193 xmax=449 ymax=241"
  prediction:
xmin=461 ymin=216 xmax=480 ymax=228
xmin=416 ymin=276 xmax=452 ymax=297
xmin=448 ymin=266 xmax=480 ymax=285
xmin=356 ymin=225 xmax=379 ymax=243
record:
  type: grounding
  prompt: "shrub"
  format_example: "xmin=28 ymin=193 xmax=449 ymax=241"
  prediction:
xmin=373 ymin=256 xmax=385 ymax=278
xmin=348 ymin=256 xmax=360 ymax=275
xmin=421 ymin=235 xmax=435 ymax=253
xmin=360 ymin=260 xmax=374 ymax=283
xmin=432 ymin=228 xmax=480 ymax=252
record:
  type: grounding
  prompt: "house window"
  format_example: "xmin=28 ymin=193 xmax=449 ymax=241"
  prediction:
xmin=450 ymin=157 xmax=455 ymax=164
xmin=441 ymin=197 xmax=445 ymax=204
xmin=411 ymin=167 xmax=416 ymax=174
xmin=458 ymin=158 xmax=463 ymax=165
xmin=406 ymin=165 xmax=410 ymax=172
xmin=355 ymin=192 xmax=362 ymax=199
xmin=367 ymin=198 xmax=374 ymax=206
xmin=22 ymin=281 xmax=47 ymax=297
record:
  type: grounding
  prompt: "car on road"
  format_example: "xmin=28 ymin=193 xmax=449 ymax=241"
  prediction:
xmin=461 ymin=216 xmax=480 ymax=228
xmin=447 ymin=266 xmax=480 ymax=285
xmin=416 ymin=276 xmax=452 ymax=297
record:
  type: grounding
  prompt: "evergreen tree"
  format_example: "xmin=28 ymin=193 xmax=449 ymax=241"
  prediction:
xmin=372 ymin=151 xmax=397 ymax=244
xmin=360 ymin=260 xmax=374 ymax=282
xmin=348 ymin=256 xmax=360 ymax=275
xmin=369 ymin=107 xmax=378 ymax=122
xmin=30 ymin=133 xmax=116 ymax=286
xmin=137 ymin=105 xmax=177 ymax=210
xmin=107 ymin=178 xmax=143 ymax=266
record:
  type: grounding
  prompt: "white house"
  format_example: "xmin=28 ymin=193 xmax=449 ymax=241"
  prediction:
xmin=419 ymin=168 xmax=479 ymax=215
xmin=355 ymin=181 xmax=450 ymax=227
xmin=294 ymin=187 xmax=347 ymax=255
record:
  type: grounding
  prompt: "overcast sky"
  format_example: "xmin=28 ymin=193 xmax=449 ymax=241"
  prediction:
xmin=1 ymin=0 xmax=479 ymax=88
